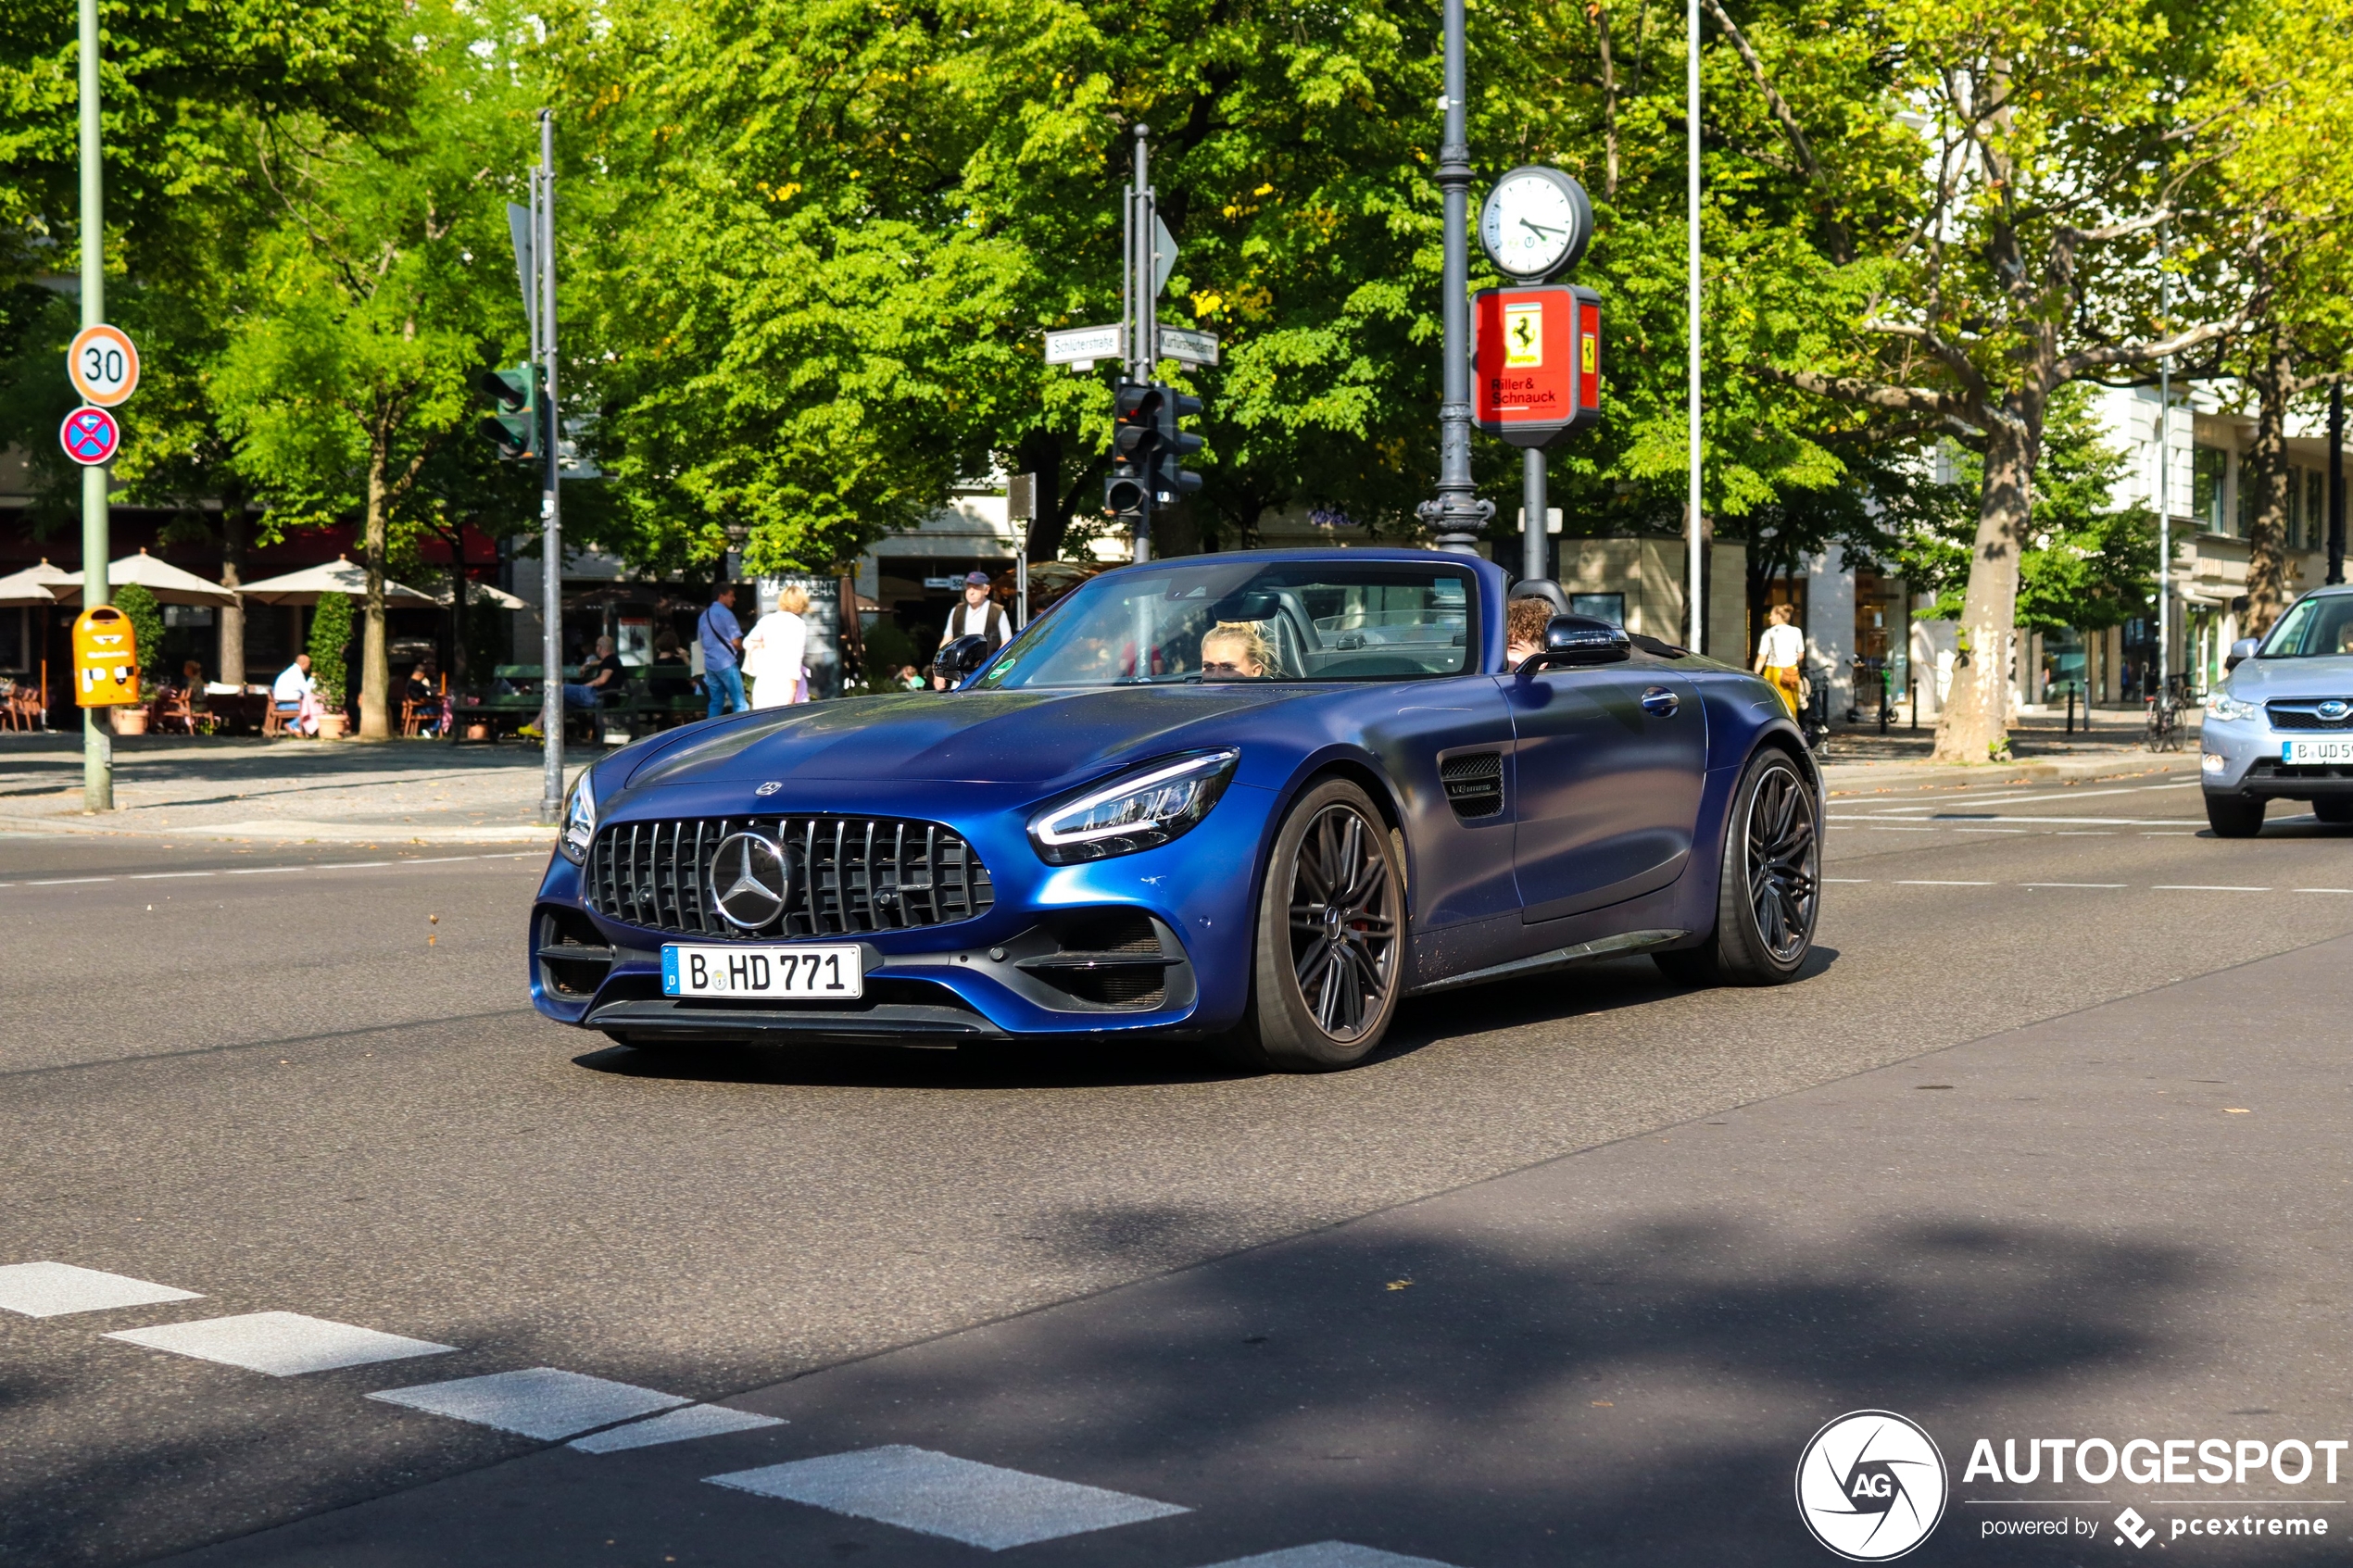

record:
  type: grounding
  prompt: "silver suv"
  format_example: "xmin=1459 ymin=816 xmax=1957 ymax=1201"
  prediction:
xmin=2200 ymin=584 xmax=2353 ymax=836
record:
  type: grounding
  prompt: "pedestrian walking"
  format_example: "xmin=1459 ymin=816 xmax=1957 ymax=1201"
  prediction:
xmin=1755 ymin=603 xmax=1805 ymax=718
xmin=698 ymin=584 xmax=746 ymax=718
xmin=743 ymin=585 xmax=811 ymax=709
xmin=933 ymin=571 xmax=1010 ymax=688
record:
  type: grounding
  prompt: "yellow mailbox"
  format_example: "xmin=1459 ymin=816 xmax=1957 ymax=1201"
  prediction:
xmin=73 ymin=605 xmax=140 ymax=707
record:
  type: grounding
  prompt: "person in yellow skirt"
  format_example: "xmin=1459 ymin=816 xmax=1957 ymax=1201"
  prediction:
xmin=1754 ymin=602 xmax=1805 ymax=717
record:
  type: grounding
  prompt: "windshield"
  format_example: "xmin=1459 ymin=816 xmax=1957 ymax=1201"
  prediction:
xmin=975 ymin=559 xmax=1479 ymax=688
xmin=2258 ymin=595 xmax=2353 ymax=659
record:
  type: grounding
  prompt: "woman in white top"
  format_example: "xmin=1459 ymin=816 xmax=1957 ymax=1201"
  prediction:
xmin=1753 ymin=602 xmax=1806 ymax=717
xmin=741 ymin=584 xmax=812 ymax=708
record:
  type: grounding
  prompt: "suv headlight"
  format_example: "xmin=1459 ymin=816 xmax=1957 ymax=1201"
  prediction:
xmin=558 ymin=769 xmax=598 ymax=863
xmin=2207 ymin=692 xmax=2259 ymax=722
xmin=1029 ymin=748 xmax=1239 ymax=864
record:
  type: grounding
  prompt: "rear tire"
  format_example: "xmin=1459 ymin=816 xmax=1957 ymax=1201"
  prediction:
xmin=1655 ymin=746 xmax=1820 ymax=987
xmin=1216 ymin=779 xmax=1404 ymax=1073
xmin=2311 ymin=797 xmax=2353 ymax=825
xmin=2205 ymin=795 xmax=2266 ymax=837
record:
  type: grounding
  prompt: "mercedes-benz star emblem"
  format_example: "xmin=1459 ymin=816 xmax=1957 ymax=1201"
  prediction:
xmin=710 ymin=833 xmax=790 ymax=930
xmin=755 ymin=781 xmax=784 ymax=796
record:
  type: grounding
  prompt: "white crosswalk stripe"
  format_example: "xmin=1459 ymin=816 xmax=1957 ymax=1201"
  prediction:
xmin=568 ymin=1402 xmax=786 ymax=1453
xmin=369 ymin=1367 xmax=690 ymax=1439
xmin=706 ymin=1444 xmax=1189 ymax=1549
xmin=104 ymin=1311 xmax=456 ymax=1376
xmin=0 ymin=1261 xmax=201 ymax=1318
xmin=1195 ymin=1545 xmax=1467 ymax=1568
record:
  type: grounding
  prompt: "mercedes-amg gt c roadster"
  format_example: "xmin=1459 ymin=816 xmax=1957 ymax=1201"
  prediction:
xmin=529 ymin=548 xmax=1822 ymax=1071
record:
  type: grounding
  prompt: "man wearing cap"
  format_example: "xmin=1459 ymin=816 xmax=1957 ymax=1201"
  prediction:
xmin=934 ymin=570 xmax=1011 ymax=688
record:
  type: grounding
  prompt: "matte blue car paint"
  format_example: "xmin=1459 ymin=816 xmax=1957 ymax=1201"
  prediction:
xmin=532 ymin=549 xmax=1812 ymax=1042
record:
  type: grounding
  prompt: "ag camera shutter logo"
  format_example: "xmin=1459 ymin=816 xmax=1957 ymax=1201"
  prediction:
xmin=1796 ymin=1410 xmax=1948 ymax=1561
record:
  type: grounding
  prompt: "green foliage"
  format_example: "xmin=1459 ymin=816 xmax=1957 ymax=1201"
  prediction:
xmin=858 ymin=618 xmax=921 ymax=681
xmin=306 ymin=591 xmax=352 ymax=706
xmin=111 ymin=583 xmax=165 ymax=694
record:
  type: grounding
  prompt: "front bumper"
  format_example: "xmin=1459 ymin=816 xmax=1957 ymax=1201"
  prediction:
xmin=2200 ymin=722 xmax=2353 ymax=799
xmin=529 ymin=779 xmax=1275 ymax=1044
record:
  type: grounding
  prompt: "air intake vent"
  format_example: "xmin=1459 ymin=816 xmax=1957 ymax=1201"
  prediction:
xmin=1441 ymin=752 xmax=1504 ymax=819
xmin=585 ymin=816 xmax=993 ymax=938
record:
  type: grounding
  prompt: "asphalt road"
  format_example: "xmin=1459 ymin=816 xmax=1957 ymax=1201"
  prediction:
xmin=7 ymin=764 xmax=2353 ymax=1566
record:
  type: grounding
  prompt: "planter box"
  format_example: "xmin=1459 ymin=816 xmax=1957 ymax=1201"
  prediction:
xmin=110 ymin=707 xmax=148 ymax=736
xmin=315 ymin=713 xmax=348 ymax=740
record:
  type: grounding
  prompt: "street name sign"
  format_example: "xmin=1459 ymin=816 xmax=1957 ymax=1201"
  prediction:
xmin=1159 ymin=327 xmax=1219 ymax=367
xmin=1044 ymin=324 xmax=1122 ymax=368
xmin=59 ymin=405 xmax=120 ymax=466
xmin=66 ymin=323 xmax=139 ymax=407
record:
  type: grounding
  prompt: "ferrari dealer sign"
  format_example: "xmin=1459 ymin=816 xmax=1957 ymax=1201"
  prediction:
xmin=1472 ymin=283 xmax=1601 ymax=447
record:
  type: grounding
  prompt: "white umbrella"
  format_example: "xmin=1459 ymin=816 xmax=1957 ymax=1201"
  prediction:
xmin=429 ymin=580 xmax=529 ymax=610
xmin=0 ymin=559 xmax=73 ymax=608
xmin=233 ymin=557 xmax=437 ymax=607
xmin=53 ymin=548 xmax=240 ymax=607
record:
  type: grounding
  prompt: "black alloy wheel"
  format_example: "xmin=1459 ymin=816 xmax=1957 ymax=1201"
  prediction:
xmin=1655 ymin=747 xmax=1820 ymax=987
xmin=2205 ymin=795 xmax=2266 ymax=837
xmin=1218 ymin=778 xmax=1404 ymax=1072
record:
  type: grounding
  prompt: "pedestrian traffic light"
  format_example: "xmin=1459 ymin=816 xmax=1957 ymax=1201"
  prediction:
xmin=475 ymin=366 xmax=539 ymax=459
xmin=1104 ymin=380 xmax=1159 ymax=517
xmin=1150 ymin=384 xmax=1204 ymax=502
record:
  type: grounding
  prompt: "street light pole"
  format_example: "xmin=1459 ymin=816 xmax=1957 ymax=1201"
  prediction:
xmin=536 ymin=110 xmax=565 ymax=823
xmin=78 ymin=0 xmax=110 ymax=812
xmin=2157 ymin=260 xmax=2171 ymax=698
xmin=1684 ymin=0 xmax=1704 ymax=652
xmin=1418 ymin=0 xmax=1490 ymax=554
xmin=1128 ymin=123 xmax=1155 ymax=565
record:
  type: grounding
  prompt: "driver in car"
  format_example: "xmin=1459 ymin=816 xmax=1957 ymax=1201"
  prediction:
xmin=1201 ymin=621 xmax=1277 ymax=679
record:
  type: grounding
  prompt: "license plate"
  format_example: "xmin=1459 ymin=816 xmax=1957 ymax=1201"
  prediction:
xmin=2282 ymin=738 xmax=2353 ymax=766
xmin=661 ymin=945 xmax=862 ymax=998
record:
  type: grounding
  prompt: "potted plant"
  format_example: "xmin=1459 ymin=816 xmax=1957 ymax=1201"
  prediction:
xmin=308 ymin=592 xmax=352 ymax=739
xmin=110 ymin=583 xmax=165 ymax=735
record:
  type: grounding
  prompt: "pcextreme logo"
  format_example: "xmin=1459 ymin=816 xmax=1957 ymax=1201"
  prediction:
xmin=1796 ymin=1410 xmax=1950 ymax=1562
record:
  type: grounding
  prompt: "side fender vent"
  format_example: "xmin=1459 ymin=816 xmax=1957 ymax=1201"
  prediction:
xmin=1441 ymin=752 xmax=1504 ymax=820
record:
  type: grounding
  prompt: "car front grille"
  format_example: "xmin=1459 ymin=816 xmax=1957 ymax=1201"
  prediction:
xmin=2267 ymin=700 xmax=2353 ymax=730
xmin=585 ymin=816 xmax=994 ymax=938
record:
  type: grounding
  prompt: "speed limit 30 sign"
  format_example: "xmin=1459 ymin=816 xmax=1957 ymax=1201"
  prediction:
xmin=67 ymin=323 xmax=140 ymax=408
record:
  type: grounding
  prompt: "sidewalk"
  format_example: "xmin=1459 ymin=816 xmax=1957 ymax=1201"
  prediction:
xmin=0 ymin=734 xmax=572 ymax=845
xmin=1817 ymin=704 xmax=2201 ymax=795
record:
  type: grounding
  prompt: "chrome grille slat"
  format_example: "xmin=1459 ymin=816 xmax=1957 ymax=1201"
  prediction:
xmin=585 ymin=814 xmax=992 ymax=938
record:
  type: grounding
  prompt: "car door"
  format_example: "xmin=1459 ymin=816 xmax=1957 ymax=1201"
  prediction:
xmin=1504 ymin=655 xmax=1706 ymax=922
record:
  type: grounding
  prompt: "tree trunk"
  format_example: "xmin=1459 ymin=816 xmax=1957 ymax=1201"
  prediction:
xmin=359 ymin=441 xmax=393 ymax=740
xmin=218 ymin=500 xmax=248 ymax=687
xmin=2244 ymin=333 xmax=2296 ymax=638
xmin=1934 ymin=408 xmax=2042 ymax=764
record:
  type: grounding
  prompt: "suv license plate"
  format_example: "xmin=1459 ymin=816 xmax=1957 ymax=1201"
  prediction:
xmin=2283 ymin=739 xmax=2353 ymax=766
xmin=661 ymin=945 xmax=862 ymax=999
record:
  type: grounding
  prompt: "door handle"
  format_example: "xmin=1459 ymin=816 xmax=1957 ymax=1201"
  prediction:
xmin=1641 ymin=685 xmax=1680 ymax=717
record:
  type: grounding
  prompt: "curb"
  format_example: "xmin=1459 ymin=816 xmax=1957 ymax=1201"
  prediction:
xmin=0 ymin=812 xmax=553 ymax=844
xmin=1820 ymin=753 xmax=2196 ymax=797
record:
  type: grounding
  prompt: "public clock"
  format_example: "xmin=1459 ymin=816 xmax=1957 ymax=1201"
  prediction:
xmin=1478 ymin=166 xmax=1593 ymax=280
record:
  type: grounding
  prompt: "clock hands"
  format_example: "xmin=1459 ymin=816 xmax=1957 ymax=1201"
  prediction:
xmin=1518 ymin=217 xmax=1566 ymax=239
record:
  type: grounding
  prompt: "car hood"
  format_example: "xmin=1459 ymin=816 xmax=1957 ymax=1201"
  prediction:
xmin=622 ymin=686 xmax=1313 ymax=790
xmin=2226 ymin=656 xmax=2353 ymax=701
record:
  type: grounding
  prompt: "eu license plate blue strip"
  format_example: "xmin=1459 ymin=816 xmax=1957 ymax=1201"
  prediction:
xmin=661 ymin=946 xmax=681 ymax=997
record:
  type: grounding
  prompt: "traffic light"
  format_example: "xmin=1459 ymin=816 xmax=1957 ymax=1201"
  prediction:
xmin=1150 ymin=385 xmax=1204 ymax=502
xmin=1104 ymin=380 xmax=1159 ymax=517
xmin=475 ymin=366 xmax=539 ymax=460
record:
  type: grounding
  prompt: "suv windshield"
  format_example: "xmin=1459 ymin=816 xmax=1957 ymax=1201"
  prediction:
xmin=2259 ymin=595 xmax=2353 ymax=659
xmin=975 ymin=560 xmax=1479 ymax=688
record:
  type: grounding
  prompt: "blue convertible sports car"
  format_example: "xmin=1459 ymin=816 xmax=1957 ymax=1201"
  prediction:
xmin=529 ymin=548 xmax=1821 ymax=1071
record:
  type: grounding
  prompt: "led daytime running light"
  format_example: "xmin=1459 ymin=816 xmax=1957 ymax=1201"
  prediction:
xmin=1030 ymin=749 xmax=1238 ymax=863
xmin=558 ymin=770 xmax=598 ymax=863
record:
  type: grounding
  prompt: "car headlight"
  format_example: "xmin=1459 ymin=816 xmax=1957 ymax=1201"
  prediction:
xmin=1028 ymin=748 xmax=1239 ymax=864
xmin=558 ymin=769 xmax=598 ymax=863
xmin=2207 ymin=692 xmax=2259 ymax=722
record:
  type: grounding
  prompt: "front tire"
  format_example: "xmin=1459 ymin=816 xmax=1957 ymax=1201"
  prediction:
xmin=1220 ymin=779 xmax=1404 ymax=1072
xmin=1655 ymin=746 xmax=1820 ymax=987
xmin=2206 ymin=795 xmax=2266 ymax=837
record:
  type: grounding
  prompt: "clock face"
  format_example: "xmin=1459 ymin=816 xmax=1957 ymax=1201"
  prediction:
xmin=1479 ymin=169 xmax=1591 ymax=278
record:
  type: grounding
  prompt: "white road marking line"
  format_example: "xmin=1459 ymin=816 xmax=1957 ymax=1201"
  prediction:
xmin=2152 ymin=884 xmax=2271 ymax=892
xmin=127 ymin=871 xmax=213 ymax=880
xmin=1894 ymin=880 xmax=1996 ymax=886
xmin=2293 ymin=887 xmax=2353 ymax=894
xmin=705 ymin=1445 xmax=1189 ymax=1550
xmin=0 ymin=1261 xmax=201 ymax=1318
xmin=369 ymin=1367 xmax=688 ymax=1439
xmin=1852 ymin=826 xmax=1943 ymax=833
xmin=1822 ymin=877 xmax=1871 ymax=883
xmin=1194 ymin=1545 xmax=1466 ymax=1568
xmin=1923 ymin=815 xmax=2197 ymax=826
xmin=104 ymin=1311 xmax=456 ymax=1376
xmin=2057 ymin=831 xmax=2118 ymax=835
xmin=1954 ymin=828 xmax=2026 ymax=834
xmin=569 ymin=1403 xmax=786 ymax=1453
xmin=26 ymin=876 xmax=113 ymax=885
xmin=2019 ymin=883 xmax=2126 ymax=889
xmin=0 ymin=849 xmax=541 ymax=890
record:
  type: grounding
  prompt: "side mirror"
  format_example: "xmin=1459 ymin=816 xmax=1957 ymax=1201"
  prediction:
xmin=1522 ymin=614 xmax=1631 ymax=670
xmin=931 ymin=633 xmax=993 ymax=688
xmin=2225 ymin=636 xmax=2260 ymax=671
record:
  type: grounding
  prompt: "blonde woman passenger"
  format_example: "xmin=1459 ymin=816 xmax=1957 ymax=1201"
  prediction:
xmin=1199 ymin=621 xmax=1278 ymax=679
xmin=743 ymin=584 xmax=812 ymax=708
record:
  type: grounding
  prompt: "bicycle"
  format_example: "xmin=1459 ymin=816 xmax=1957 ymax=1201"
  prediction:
xmin=2144 ymin=683 xmax=2184 ymax=753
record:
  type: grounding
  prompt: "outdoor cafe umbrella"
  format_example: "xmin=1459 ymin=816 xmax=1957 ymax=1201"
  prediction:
xmin=0 ymin=559 xmax=74 ymax=608
xmin=429 ymin=579 xmax=528 ymax=610
xmin=233 ymin=557 xmax=436 ymax=607
xmin=52 ymin=548 xmax=239 ymax=607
